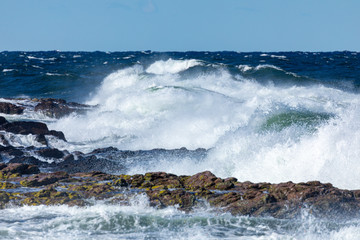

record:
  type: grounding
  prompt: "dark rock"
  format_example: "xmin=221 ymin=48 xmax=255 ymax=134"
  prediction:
xmin=35 ymin=134 xmax=47 ymax=145
xmin=22 ymin=188 xmax=83 ymax=206
xmin=0 ymin=120 xmax=66 ymax=141
xmin=0 ymin=163 xmax=40 ymax=179
xmin=147 ymin=189 xmax=195 ymax=211
xmin=184 ymin=171 xmax=218 ymax=190
xmin=55 ymin=154 xmax=124 ymax=174
xmin=0 ymin=102 xmax=24 ymax=115
xmin=0 ymin=134 xmax=9 ymax=146
xmin=20 ymin=171 xmax=69 ymax=187
xmin=48 ymin=130 xmax=66 ymax=141
xmin=9 ymin=156 xmax=45 ymax=166
xmin=0 ymin=146 xmax=24 ymax=157
xmin=34 ymin=98 xmax=90 ymax=118
xmin=36 ymin=148 xmax=64 ymax=159
xmin=0 ymin=117 xmax=7 ymax=125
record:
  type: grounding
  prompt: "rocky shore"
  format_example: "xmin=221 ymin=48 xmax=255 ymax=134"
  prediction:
xmin=1 ymin=98 xmax=360 ymax=220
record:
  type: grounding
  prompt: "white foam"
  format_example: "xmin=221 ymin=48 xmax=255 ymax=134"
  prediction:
xmin=146 ymin=58 xmax=202 ymax=74
xmin=46 ymin=73 xmax=64 ymax=76
xmin=2 ymin=69 xmax=15 ymax=72
xmin=270 ymin=54 xmax=287 ymax=59
xmin=238 ymin=64 xmax=252 ymax=72
xmin=27 ymin=56 xmax=56 ymax=61
xmin=48 ymin=64 xmax=360 ymax=189
xmin=0 ymin=201 xmax=359 ymax=239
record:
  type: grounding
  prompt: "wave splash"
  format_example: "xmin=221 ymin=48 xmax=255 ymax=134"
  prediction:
xmin=49 ymin=58 xmax=360 ymax=189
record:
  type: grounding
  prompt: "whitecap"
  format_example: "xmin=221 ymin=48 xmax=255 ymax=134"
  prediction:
xmin=2 ymin=69 xmax=16 ymax=72
xmin=145 ymin=58 xmax=202 ymax=74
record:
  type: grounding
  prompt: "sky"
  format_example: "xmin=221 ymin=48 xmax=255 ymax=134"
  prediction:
xmin=0 ymin=0 xmax=359 ymax=52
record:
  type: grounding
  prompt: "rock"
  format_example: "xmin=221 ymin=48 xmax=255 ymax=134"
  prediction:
xmin=0 ymin=120 xmax=66 ymax=141
xmin=0 ymin=102 xmax=24 ymax=115
xmin=9 ymin=156 xmax=45 ymax=166
xmin=35 ymin=134 xmax=47 ymax=145
xmin=36 ymin=148 xmax=64 ymax=159
xmin=22 ymin=188 xmax=84 ymax=206
xmin=20 ymin=171 xmax=69 ymax=187
xmin=0 ymin=134 xmax=9 ymax=146
xmin=0 ymin=117 xmax=7 ymax=125
xmin=184 ymin=171 xmax=218 ymax=190
xmin=0 ymin=182 xmax=18 ymax=189
xmin=34 ymin=98 xmax=90 ymax=118
xmin=0 ymin=146 xmax=24 ymax=157
xmin=0 ymin=163 xmax=40 ymax=179
xmin=147 ymin=189 xmax=195 ymax=211
xmin=54 ymin=154 xmax=124 ymax=174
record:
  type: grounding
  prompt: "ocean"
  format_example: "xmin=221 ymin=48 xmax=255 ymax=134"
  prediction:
xmin=1 ymin=51 xmax=360 ymax=239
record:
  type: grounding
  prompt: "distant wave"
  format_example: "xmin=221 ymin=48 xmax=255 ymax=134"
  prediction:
xmin=146 ymin=58 xmax=202 ymax=74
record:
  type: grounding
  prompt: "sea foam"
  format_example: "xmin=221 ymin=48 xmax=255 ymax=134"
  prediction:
xmin=49 ymin=59 xmax=360 ymax=189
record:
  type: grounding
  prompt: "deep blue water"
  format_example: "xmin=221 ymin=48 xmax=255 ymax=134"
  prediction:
xmin=1 ymin=51 xmax=359 ymax=102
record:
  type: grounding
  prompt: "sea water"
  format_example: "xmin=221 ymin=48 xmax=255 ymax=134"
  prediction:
xmin=1 ymin=51 xmax=360 ymax=239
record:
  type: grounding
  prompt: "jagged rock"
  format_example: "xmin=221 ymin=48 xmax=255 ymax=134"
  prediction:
xmin=0 ymin=163 xmax=40 ymax=179
xmin=0 ymin=102 xmax=24 ymax=114
xmin=0 ymin=119 xmax=66 ymax=141
xmin=34 ymin=98 xmax=90 ymax=118
xmin=0 ymin=165 xmax=360 ymax=219
xmin=19 ymin=171 xmax=69 ymax=187
xmin=54 ymin=154 xmax=124 ymax=173
xmin=0 ymin=146 xmax=24 ymax=157
xmin=35 ymin=134 xmax=47 ymax=145
xmin=36 ymin=148 xmax=64 ymax=159
xmin=0 ymin=134 xmax=9 ymax=146
xmin=147 ymin=189 xmax=195 ymax=211
xmin=0 ymin=117 xmax=7 ymax=125
xmin=9 ymin=156 xmax=44 ymax=166
xmin=184 ymin=171 xmax=219 ymax=190
xmin=22 ymin=188 xmax=84 ymax=206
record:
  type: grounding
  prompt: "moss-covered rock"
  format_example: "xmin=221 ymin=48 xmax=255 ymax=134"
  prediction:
xmin=20 ymin=171 xmax=69 ymax=187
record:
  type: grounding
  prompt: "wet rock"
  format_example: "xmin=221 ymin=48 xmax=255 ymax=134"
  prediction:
xmin=0 ymin=102 xmax=24 ymax=115
xmin=0 ymin=134 xmax=9 ymax=146
xmin=140 ymin=172 xmax=183 ymax=189
xmin=22 ymin=188 xmax=84 ymax=206
xmin=147 ymin=189 xmax=195 ymax=211
xmin=0 ymin=181 xmax=18 ymax=189
xmin=0 ymin=163 xmax=40 ymax=179
xmin=34 ymin=98 xmax=91 ymax=118
xmin=35 ymin=134 xmax=47 ymax=145
xmin=0 ymin=120 xmax=67 ymax=141
xmin=19 ymin=171 xmax=69 ymax=187
xmin=0 ymin=191 xmax=10 ymax=208
xmin=0 ymin=117 xmax=7 ymax=125
xmin=55 ymin=154 xmax=124 ymax=174
xmin=9 ymin=156 xmax=45 ymax=166
xmin=184 ymin=171 xmax=218 ymax=190
xmin=36 ymin=148 xmax=64 ymax=159
xmin=0 ymin=146 xmax=24 ymax=157
xmin=67 ymin=183 xmax=115 ymax=199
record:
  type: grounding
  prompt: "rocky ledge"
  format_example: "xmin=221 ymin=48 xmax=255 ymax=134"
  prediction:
xmin=0 ymin=163 xmax=359 ymax=219
xmin=0 ymin=98 xmax=93 ymax=118
xmin=1 ymin=98 xmax=360 ymax=220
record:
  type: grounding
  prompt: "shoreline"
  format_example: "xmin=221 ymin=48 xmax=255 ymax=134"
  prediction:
xmin=0 ymin=98 xmax=359 ymax=219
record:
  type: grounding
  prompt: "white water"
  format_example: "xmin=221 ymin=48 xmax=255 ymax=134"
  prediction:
xmin=45 ymin=59 xmax=360 ymax=189
xmin=1 ymin=196 xmax=360 ymax=240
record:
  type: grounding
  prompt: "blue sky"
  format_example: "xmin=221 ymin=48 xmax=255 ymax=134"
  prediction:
xmin=0 ymin=0 xmax=359 ymax=51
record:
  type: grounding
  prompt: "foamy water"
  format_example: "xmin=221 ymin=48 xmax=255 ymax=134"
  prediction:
xmin=2 ymin=52 xmax=360 ymax=239
xmin=44 ymin=58 xmax=360 ymax=189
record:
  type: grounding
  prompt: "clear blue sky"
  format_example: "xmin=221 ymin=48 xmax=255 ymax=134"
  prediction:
xmin=0 ymin=0 xmax=359 ymax=51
